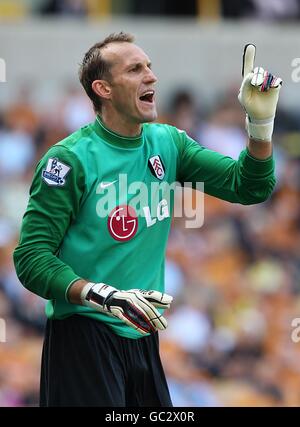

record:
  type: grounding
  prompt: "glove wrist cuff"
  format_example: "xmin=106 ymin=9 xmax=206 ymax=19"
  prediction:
xmin=246 ymin=115 xmax=274 ymax=141
xmin=80 ymin=282 xmax=116 ymax=307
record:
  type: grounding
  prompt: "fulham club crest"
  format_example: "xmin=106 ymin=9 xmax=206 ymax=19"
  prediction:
xmin=148 ymin=155 xmax=165 ymax=180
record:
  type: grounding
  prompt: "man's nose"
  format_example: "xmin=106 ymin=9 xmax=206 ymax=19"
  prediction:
xmin=144 ymin=68 xmax=157 ymax=83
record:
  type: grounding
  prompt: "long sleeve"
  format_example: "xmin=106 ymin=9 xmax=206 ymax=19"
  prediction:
xmin=13 ymin=145 xmax=85 ymax=301
xmin=170 ymin=127 xmax=276 ymax=205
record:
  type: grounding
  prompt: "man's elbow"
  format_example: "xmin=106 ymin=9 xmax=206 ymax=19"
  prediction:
xmin=13 ymin=246 xmax=26 ymax=288
xmin=240 ymin=192 xmax=272 ymax=205
xmin=238 ymin=179 xmax=276 ymax=205
xmin=13 ymin=246 xmax=35 ymax=294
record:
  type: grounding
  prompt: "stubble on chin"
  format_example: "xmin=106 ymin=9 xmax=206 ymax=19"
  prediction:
xmin=143 ymin=108 xmax=158 ymax=123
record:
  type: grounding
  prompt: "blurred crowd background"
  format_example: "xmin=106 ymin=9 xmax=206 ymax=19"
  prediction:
xmin=2 ymin=0 xmax=300 ymax=20
xmin=1 ymin=0 xmax=300 ymax=407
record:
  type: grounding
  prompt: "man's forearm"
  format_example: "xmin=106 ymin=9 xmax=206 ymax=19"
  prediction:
xmin=247 ymin=138 xmax=273 ymax=160
xmin=68 ymin=279 xmax=89 ymax=304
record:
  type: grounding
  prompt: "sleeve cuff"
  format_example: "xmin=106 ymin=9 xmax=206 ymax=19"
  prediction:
xmin=240 ymin=149 xmax=275 ymax=178
xmin=50 ymin=268 xmax=81 ymax=302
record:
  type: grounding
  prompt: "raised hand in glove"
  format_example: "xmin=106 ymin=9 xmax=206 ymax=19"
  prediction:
xmin=238 ymin=44 xmax=282 ymax=141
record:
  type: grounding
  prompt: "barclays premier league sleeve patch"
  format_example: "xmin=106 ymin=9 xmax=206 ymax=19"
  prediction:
xmin=42 ymin=157 xmax=71 ymax=186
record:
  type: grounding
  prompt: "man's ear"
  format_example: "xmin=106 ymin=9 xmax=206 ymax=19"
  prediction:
xmin=92 ymin=80 xmax=112 ymax=100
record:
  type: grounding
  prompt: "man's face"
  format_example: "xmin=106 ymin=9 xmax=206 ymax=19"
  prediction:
xmin=103 ymin=42 xmax=158 ymax=124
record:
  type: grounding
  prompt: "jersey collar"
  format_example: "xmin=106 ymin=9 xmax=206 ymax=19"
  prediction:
xmin=92 ymin=116 xmax=144 ymax=148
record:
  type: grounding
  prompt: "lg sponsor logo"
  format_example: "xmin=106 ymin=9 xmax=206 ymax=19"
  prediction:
xmin=107 ymin=200 xmax=170 ymax=242
xmin=108 ymin=205 xmax=138 ymax=242
xmin=96 ymin=174 xmax=204 ymax=230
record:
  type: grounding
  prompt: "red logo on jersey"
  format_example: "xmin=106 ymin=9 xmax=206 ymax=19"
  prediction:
xmin=108 ymin=205 xmax=138 ymax=242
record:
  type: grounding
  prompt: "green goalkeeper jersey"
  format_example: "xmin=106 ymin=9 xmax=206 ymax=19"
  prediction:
xmin=14 ymin=117 xmax=275 ymax=339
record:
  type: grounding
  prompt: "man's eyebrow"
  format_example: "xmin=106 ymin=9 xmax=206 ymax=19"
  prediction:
xmin=126 ymin=61 xmax=152 ymax=69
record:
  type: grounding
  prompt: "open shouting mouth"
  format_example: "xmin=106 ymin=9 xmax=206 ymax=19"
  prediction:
xmin=139 ymin=90 xmax=155 ymax=104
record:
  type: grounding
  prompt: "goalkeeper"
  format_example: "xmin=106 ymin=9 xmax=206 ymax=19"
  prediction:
xmin=13 ymin=33 xmax=281 ymax=407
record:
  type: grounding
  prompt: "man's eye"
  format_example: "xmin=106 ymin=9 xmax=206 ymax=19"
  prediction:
xmin=130 ymin=66 xmax=139 ymax=72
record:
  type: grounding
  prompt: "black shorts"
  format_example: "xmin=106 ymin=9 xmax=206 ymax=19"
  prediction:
xmin=40 ymin=315 xmax=172 ymax=407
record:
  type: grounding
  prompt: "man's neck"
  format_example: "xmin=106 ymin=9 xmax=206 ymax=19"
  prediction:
xmin=99 ymin=111 xmax=142 ymax=137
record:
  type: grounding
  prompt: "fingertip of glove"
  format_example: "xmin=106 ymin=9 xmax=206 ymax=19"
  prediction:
xmin=242 ymin=43 xmax=256 ymax=77
xmin=243 ymin=43 xmax=256 ymax=58
xmin=164 ymin=293 xmax=173 ymax=302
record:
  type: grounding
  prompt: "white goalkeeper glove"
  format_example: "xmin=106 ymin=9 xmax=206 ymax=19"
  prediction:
xmin=238 ymin=44 xmax=282 ymax=141
xmin=81 ymin=282 xmax=173 ymax=335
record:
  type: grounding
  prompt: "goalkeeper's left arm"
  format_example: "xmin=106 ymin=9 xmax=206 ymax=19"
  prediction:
xmin=169 ymin=44 xmax=280 ymax=206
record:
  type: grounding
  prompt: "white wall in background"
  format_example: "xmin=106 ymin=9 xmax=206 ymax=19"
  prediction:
xmin=0 ymin=19 xmax=298 ymax=112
